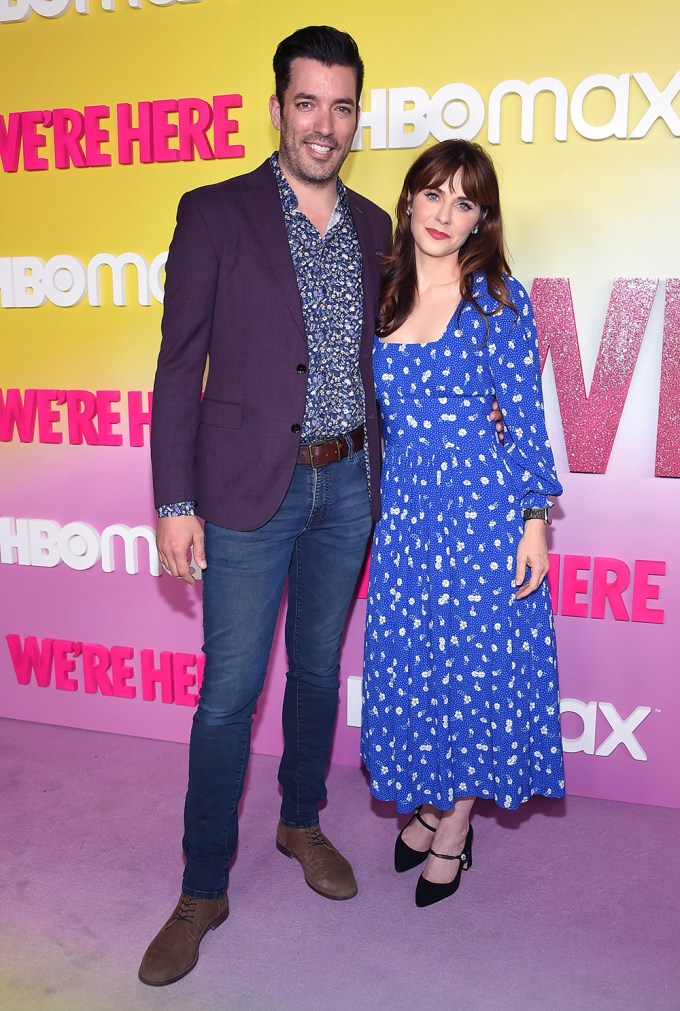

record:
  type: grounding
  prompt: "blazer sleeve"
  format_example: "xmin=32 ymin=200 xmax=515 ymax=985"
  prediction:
xmin=151 ymin=191 xmax=219 ymax=508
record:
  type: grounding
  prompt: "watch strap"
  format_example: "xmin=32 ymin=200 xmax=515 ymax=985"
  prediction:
xmin=522 ymin=507 xmax=550 ymax=524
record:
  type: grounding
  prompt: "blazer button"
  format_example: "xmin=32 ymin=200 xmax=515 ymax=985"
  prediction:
xmin=291 ymin=423 xmax=301 ymax=433
xmin=296 ymin=363 xmax=307 ymax=373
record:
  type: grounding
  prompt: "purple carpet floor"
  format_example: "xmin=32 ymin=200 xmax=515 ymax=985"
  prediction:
xmin=1 ymin=717 xmax=678 ymax=1010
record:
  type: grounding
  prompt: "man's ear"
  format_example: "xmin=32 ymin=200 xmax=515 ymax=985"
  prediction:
xmin=269 ymin=94 xmax=281 ymax=131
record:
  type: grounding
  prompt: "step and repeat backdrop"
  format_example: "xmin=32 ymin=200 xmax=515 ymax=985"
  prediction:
xmin=1 ymin=0 xmax=678 ymax=807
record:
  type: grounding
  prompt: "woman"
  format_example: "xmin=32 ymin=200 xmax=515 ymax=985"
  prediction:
xmin=361 ymin=140 xmax=564 ymax=908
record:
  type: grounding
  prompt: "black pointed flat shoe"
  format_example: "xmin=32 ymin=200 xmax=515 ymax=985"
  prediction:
xmin=415 ymin=824 xmax=473 ymax=907
xmin=394 ymin=806 xmax=438 ymax=873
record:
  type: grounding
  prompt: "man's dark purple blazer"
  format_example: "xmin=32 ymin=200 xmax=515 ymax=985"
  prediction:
xmin=151 ymin=159 xmax=393 ymax=531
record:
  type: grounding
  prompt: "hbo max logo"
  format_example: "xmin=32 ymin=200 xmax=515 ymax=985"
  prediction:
xmin=560 ymin=699 xmax=652 ymax=762
xmin=0 ymin=0 xmax=202 ymax=22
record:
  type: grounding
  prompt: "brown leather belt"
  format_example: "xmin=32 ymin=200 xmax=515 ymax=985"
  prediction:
xmin=297 ymin=427 xmax=364 ymax=469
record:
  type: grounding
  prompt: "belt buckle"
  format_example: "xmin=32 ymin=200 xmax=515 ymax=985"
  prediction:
xmin=307 ymin=437 xmax=343 ymax=469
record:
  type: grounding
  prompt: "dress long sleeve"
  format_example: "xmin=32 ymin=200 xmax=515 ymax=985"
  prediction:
xmin=484 ymin=276 xmax=563 ymax=511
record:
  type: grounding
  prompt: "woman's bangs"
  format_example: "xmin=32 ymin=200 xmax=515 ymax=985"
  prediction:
xmin=413 ymin=158 xmax=488 ymax=207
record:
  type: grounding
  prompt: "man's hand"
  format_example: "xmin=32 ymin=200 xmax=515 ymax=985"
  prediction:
xmin=157 ymin=515 xmax=206 ymax=586
xmin=489 ymin=399 xmax=504 ymax=444
xmin=514 ymin=520 xmax=549 ymax=600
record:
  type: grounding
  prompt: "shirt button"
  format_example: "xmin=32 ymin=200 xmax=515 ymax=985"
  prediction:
xmin=291 ymin=423 xmax=301 ymax=433
xmin=296 ymin=363 xmax=307 ymax=373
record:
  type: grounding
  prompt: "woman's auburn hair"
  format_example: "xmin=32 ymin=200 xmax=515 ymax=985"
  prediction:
xmin=378 ymin=140 xmax=515 ymax=336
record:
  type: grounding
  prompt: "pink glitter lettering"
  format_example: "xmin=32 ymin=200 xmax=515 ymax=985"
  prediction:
xmin=531 ymin=277 xmax=658 ymax=474
xmin=655 ymin=279 xmax=680 ymax=478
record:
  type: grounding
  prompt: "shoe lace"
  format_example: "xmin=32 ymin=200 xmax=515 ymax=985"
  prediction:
xmin=173 ymin=896 xmax=198 ymax=923
xmin=304 ymin=825 xmax=327 ymax=848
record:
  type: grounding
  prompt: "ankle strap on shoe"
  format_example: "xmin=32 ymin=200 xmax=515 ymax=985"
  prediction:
xmin=429 ymin=848 xmax=467 ymax=863
xmin=415 ymin=809 xmax=437 ymax=832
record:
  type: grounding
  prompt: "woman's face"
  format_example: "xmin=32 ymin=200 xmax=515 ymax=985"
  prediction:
xmin=407 ymin=168 xmax=482 ymax=263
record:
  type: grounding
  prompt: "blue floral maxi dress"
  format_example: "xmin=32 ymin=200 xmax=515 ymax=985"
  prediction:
xmin=361 ymin=275 xmax=565 ymax=812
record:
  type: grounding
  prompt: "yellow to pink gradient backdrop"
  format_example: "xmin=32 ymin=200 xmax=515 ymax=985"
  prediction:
xmin=1 ymin=0 xmax=679 ymax=806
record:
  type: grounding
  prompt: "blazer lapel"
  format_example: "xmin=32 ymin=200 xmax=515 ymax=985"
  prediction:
xmin=241 ymin=162 xmax=306 ymax=338
xmin=348 ymin=192 xmax=382 ymax=344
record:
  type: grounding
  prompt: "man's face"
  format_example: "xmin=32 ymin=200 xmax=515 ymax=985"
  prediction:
xmin=269 ymin=57 xmax=359 ymax=186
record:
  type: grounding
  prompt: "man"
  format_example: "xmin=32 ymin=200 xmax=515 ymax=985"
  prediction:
xmin=139 ymin=26 xmax=392 ymax=987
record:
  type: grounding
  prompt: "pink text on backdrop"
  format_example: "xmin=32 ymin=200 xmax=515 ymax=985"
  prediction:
xmin=0 ymin=389 xmax=152 ymax=446
xmin=6 ymin=635 xmax=204 ymax=706
xmin=531 ymin=276 xmax=679 ymax=478
xmin=546 ymin=555 xmax=664 ymax=623
xmin=655 ymin=279 xmax=680 ymax=478
xmin=0 ymin=97 xmax=244 ymax=172
xmin=357 ymin=553 xmax=665 ymax=623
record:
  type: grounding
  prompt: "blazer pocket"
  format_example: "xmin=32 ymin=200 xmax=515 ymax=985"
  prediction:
xmin=199 ymin=397 xmax=244 ymax=430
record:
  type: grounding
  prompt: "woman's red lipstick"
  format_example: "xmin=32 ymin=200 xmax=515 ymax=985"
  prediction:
xmin=425 ymin=227 xmax=450 ymax=240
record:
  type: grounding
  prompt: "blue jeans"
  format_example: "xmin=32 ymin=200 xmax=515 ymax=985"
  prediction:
xmin=182 ymin=447 xmax=372 ymax=898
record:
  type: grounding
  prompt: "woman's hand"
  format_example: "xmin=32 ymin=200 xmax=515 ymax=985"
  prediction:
xmin=489 ymin=399 xmax=503 ymax=444
xmin=514 ymin=519 xmax=549 ymax=600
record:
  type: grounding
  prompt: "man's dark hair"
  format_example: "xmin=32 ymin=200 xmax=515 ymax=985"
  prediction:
xmin=273 ymin=25 xmax=364 ymax=107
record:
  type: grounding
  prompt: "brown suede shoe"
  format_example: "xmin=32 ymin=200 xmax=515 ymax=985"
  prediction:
xmin=138 ymin=891 xmax=229 ymax=987
xmin=276 ymin=822 xmax=357 ymax=900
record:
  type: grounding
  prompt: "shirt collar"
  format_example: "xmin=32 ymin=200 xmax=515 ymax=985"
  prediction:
xmin=269 ymin=151 xmax=349 ymax=222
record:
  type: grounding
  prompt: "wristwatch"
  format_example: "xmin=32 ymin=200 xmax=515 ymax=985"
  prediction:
xmin=522 ymin=507 xmax=551 ymax=524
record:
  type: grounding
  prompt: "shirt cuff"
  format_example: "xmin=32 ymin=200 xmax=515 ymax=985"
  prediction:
xmin=157 ymin=501 xmax=197 ymax=518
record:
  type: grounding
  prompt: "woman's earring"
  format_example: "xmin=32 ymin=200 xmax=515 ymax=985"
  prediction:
xmin=406 ymin=209 xmax=412 ymax=217
xmin=472 ymin=226 xmax=479 ymax=234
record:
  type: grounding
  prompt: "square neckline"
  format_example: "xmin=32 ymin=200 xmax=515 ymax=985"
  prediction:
xmin=377 ymin=302 xmax=463 ymax=347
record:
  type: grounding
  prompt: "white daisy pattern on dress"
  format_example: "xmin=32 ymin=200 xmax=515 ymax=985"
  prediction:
xmin=361 ymin=274 xmax=565 ymax=812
